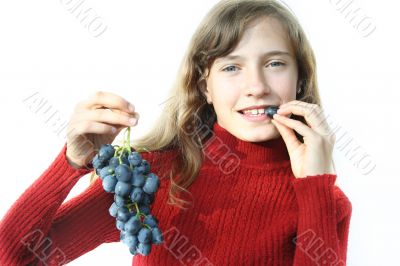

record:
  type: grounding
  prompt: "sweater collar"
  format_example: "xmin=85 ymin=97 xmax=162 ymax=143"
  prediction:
xmin=203 ymin=121 xmax=290 ymax=168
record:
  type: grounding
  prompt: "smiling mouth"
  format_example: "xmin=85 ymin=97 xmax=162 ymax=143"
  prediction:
xmin=237 ymin=106 xmax=279 ymax=118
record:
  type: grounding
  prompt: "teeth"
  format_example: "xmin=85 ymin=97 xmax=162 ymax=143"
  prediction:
xmin=243 ymin=108 xmax=266 ymax=115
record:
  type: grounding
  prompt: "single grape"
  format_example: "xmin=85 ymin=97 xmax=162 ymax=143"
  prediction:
xmin=138 ymin=205 xmax=151 ymax=215
xmin=131 ymin=173 xmax=146 ymax=187
xmin=115 ymin=164 xmax=132 ymax=182
xmin=102 ymin=175 xmax=117 ymax=193
xmin=124 ymin=216 xmax=142 ymax=234
xmin=137 ymin=228 xmax=152 ymax=244
xmin=92 ymin=155 xmax=106 ymax=170
xmin=137 ymin=243 xmax=151 ymax=256
xmin=141 ymin=192 xmax=154 ymax=205
xmin=129 ymin=245 xmax=138 ymax=255
xmin=114 ymin=195 xmax=127 ymax=208
xmin=151 ymin=227 xmax=163 ymax=245
xmin=117 ymin=207 xmax=133 ymax=222
xmin=143 ymin=215 xmax=158 ymax=228
xmin=98 ymin=144 xmax=115 ymax=161
xmin=130 ymin=187 xmax=144 ymax=203
xmin=143 ymin=174 xmax=160 ymax=194
xmin=116 ymin=220 xmax=125 ymax=231
xmin=141 ymin=160 xmax=151 ymax=174
xmin=128 ymin=152 xmax=142 ymax=167
xmin=266 ymin=106 xmax=279 ymax=118
xmin=122 ymin=233 xmax=138 ymax=249
xmin=109 ymin=202 xmax=118 ymax=218
xmin=109 ymin=157 xmax=120 ymax=168
xmin=99 ymin=166 xmax=114 ymax=180
xmin=115 ymin=181 xmax=132 ymax=197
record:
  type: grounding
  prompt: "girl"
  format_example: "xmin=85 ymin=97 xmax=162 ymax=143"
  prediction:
xmin=0 ymin=0 xmax=352 ymax=265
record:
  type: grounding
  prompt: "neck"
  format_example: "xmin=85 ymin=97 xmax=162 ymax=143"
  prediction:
xmin=203 ymin=121 xmax=290 ymax=168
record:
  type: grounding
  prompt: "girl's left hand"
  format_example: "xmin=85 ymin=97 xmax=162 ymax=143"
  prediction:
xmin=271 ymin=100 xmax=336 ymax=179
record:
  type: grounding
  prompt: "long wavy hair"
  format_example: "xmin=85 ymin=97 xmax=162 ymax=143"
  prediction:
xmin=91 ymin=0 xmax=324 ymax=209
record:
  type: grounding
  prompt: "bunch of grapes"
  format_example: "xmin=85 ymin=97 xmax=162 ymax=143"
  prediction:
xmin=92 ymin=127 xmax=163 ymax=256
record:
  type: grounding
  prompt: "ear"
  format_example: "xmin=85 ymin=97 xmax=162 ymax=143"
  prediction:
xmin=199 ymin=70 xmax=212 ymax=104
xmin=203 ymin=86 xmax=212 ymax=104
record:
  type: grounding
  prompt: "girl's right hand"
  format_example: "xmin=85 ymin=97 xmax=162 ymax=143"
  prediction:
xmin=66 ymin=91 xmax=140 ymax=169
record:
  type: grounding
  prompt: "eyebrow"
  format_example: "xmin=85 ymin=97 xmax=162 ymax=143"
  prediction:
xmin=216 ymin=50 xmax=293 ymax=63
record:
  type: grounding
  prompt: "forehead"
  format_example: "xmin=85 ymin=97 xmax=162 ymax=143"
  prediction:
xmin=214 ymin=17 xmax=293 ymax=63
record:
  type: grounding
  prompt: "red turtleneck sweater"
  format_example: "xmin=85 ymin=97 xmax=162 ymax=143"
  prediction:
xmin=0 ymin=122 xmax=352 ymax=266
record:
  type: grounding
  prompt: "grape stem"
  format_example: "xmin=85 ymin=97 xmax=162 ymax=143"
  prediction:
xmin=122 ymin=128 xmax=152 ymax=230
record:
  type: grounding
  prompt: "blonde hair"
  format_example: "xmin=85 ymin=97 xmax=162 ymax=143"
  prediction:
xmin=91 ymin=0 xmax=323 ymax=209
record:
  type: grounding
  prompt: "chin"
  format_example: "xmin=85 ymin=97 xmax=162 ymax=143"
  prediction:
xmin=239 ymin=126 xmax=279 ymax=142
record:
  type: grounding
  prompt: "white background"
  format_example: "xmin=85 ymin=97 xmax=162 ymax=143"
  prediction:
xmin=0 ymin=0 xmax=399 ymax=265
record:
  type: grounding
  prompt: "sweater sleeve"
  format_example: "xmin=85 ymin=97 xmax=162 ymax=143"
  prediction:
xmin=0 ymin=144 xmax=120 ymax=266
xmin=291 ymin=174 xmax=352 ymax=266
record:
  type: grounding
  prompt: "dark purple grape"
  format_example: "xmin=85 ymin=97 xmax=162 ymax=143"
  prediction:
xmin=266 ymin=106 xmax=279 ymax=118
xmin=137 ymin=243 xmax=151 ymax=256
xmin=130 ymin=187 xmax=144 ymax=203
xmin=109 ymin=157 xmax=120 ymax=168
xmin=132 ymin=173 xmax=146 ymax=187
xmin=129 ymin=245 xmax=138 ymax=255
xmin=141 ymin=160 xmax=151 ymax=174
xmin=92 ymin=154 xmax=106 ymax=169
xmin=124 ymin=216 xmax=141 ymax=234
xmin=109 ymin=202 xmax=118 ymax=217
xmin=137 ymin=228 xmax=152 ymax=244
xmin=122 ymin=233 xmax=138 ymax=249
xmin=98 ymin=144 xmax=115 ymax=161
xmin=143 ymin=215 xmax=158 ymax=228
xmin=115 ymin=164 xmax=132 ymax=182
xmin=143 ymin=174 xmax=160 ymax=194
xmin=99 ymin=166 xmax=114 ymax=180
xmin=151 ymin=227 xmax=163 ymax=245
xmin=114 ymin=195 xmax=127 ymax=208
xmin=102 ymin=175 xmax=117 ymax=193
xmin=142 ymin=192 xmax=154 ymax=206
xmin=115 ymin=181 xmax=132 ymax=197
xmin=128 ymin=152 xmax=142 ymax=167
xmin=139 ymin=205 xmax=151 ymax=215
xmin=116 ymin=220 xmax=125 ymax=231
xmin=117 ymin=207 xmax=133 ymax=222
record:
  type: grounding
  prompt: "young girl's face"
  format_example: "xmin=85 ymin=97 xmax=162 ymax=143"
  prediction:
xmin=204 ymin=16 xmax=298 ymax=142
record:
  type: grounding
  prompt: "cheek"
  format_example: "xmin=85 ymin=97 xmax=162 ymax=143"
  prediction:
xmin=209 ymin=79 xmax=240 ymax=108
xmin=267 ymin=73 xmax=297 ymax=100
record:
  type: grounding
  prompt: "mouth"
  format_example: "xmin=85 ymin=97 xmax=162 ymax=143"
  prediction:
xmin=237 ymin=105 xmax=279 ymax=118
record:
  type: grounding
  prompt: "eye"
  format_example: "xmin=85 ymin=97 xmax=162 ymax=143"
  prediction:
xmin=222 ymin=65 xmax=238 ymax=72
xmin=269 ymin=61 xmax=285 ymax=68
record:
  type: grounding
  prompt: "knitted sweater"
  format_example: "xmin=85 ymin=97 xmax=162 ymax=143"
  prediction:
xmin=0 ymin=121 xmax=352 ymax=266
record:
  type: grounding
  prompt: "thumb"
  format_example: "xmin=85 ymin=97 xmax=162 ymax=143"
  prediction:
xmin=271 ymin=118 xmax=301 ymax=154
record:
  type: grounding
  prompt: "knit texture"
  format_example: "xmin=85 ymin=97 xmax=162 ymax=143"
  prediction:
xmin=0 ymin=121 xmax=352 ymax=265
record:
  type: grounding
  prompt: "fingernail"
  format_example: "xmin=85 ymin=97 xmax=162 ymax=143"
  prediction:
xmin=111 ymin=127 xmax=117 ymax=133
xmin=129 ymin=118 xmax=137 ymax=125
xmin=273 ymin=114 xmax=280 ymax=119
xmin=276 ymin=108 xmax=285 ymax=114
xmin=128 ymin=104 xmax=135 ymax=113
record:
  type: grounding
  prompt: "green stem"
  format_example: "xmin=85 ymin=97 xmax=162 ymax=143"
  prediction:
xmin=143 ymin=224 xmax=151 ymax=230
xmin=134 ymin=202 xmax=140 ymax=216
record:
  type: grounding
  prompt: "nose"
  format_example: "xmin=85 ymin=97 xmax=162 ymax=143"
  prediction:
xmin=244 ymin=67 xmax=270 ymax=97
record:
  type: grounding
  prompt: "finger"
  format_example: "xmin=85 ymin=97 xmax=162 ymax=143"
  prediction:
xmin=72 ymin=121 xmax=118 ymax=135
xmin=76 ymin=108 xmax=139 ymax=127
xmin=278 ymin=101 xmax=332 ymax=136
xmin=83 ymin=91 xmax=136 ymax=114
xmin=271 ymin=118 xmax=302 ymax=152
xmin=273 ymin=113 xmax=316 ymax=139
